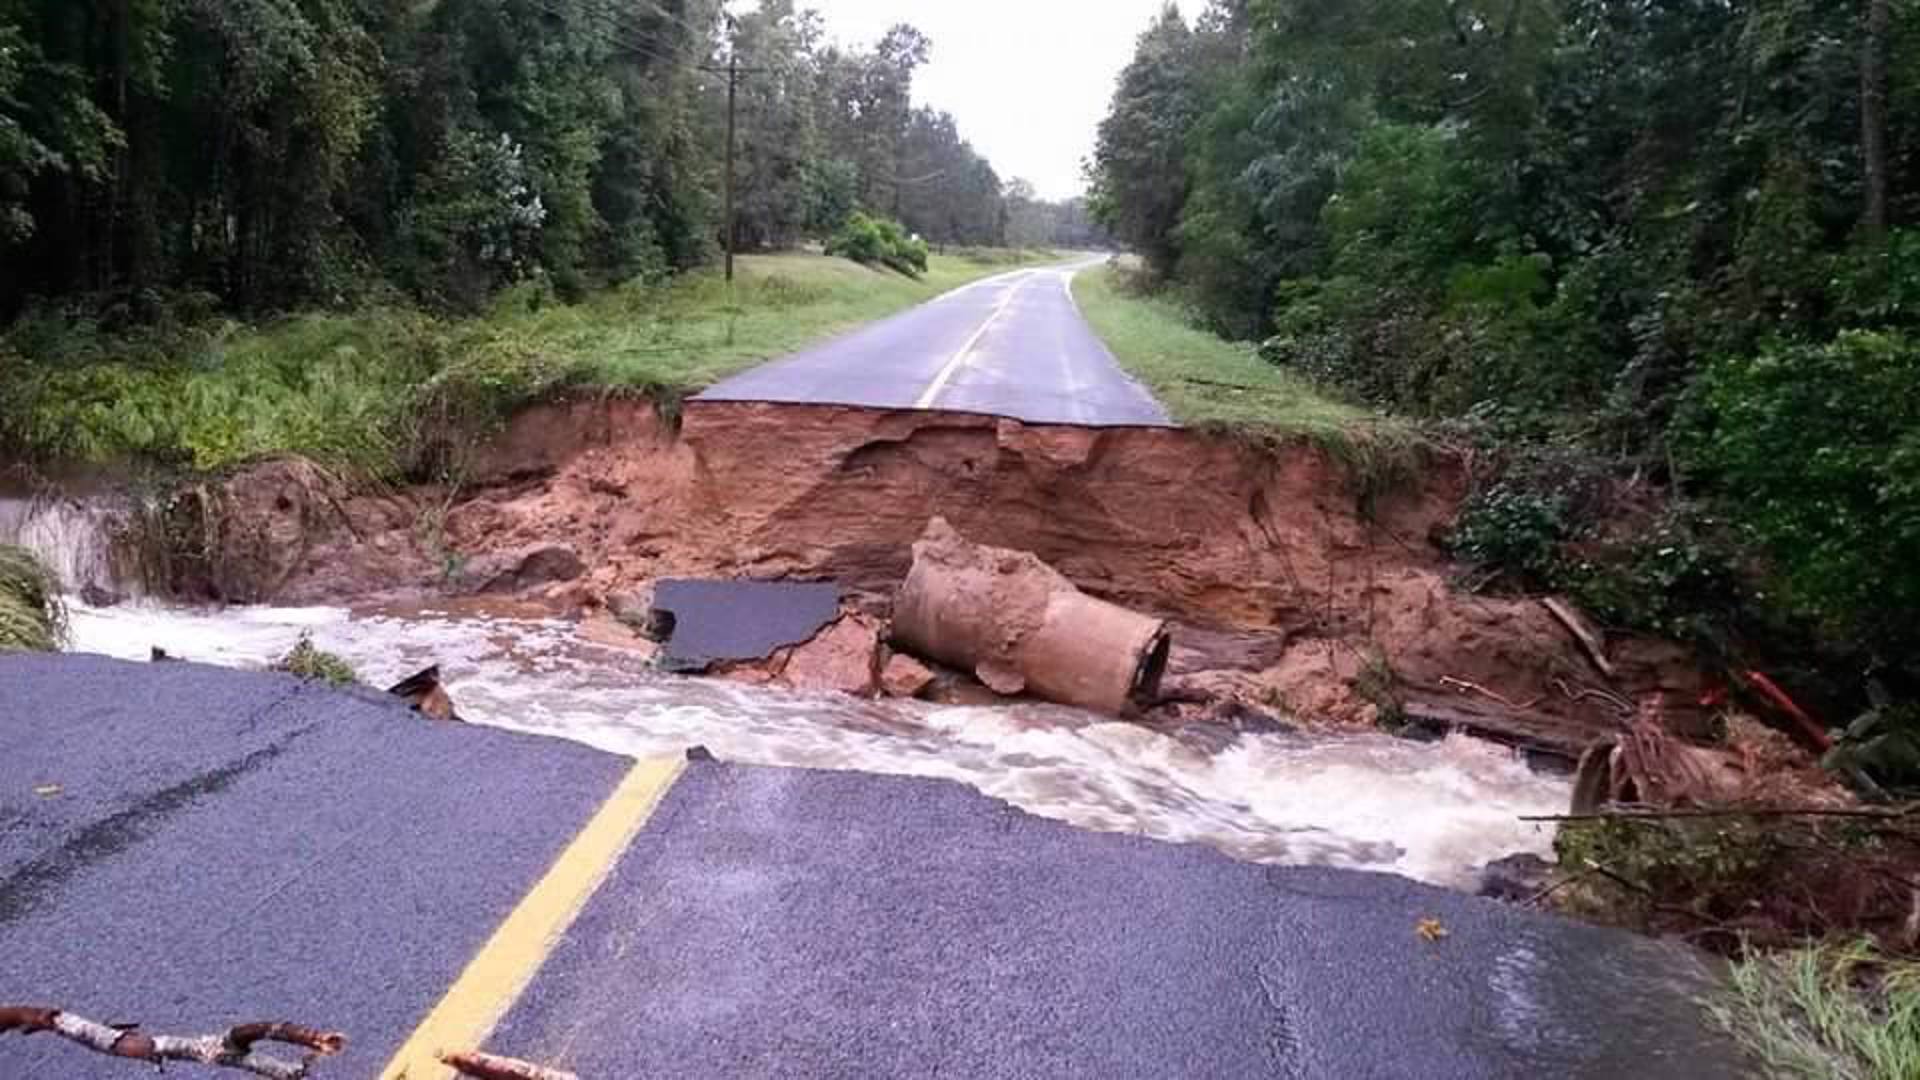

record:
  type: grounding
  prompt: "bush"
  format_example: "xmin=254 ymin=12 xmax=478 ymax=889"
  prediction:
xmin=1680 ymin=330 xmax=1920 ymax=664
xmin=0 ymin=546 xmax=64 ymax=652
xmin=274 ymin=634 xmax=358 ymax=686
xmin=826 ymin=212 xmax=929 ymax=277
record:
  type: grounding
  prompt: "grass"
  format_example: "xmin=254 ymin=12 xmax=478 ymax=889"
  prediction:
xmin=0 ymin=249 xmax=1062 ymax=475
xmin=273 ymin=634 xmax=359 ymax=686
xmin=1071 ymin=265 xmax=1415 ymax=475
xmin=0 ymin=545 xmax=65 ymax=652
xmin=1708 ymin=942 xmax=1920 ymax=1079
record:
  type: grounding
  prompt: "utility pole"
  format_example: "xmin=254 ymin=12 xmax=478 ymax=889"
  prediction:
xmin=724 ymin=48 xmax=738 ymax=283
xmin=705 ymin=19 xmax=761 ymax=286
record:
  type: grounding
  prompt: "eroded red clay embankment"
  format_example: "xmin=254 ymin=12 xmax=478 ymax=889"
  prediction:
xmin=181 ymin=398 xmax=1705 ymax=747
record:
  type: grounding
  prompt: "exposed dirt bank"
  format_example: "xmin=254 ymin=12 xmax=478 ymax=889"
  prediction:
xmin=138 ymin=397 xmax=1705 ymax=750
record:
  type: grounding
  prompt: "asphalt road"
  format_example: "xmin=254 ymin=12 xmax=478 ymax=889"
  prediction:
xmin=0 ymin=653 xmax=631 ymax=1079
xmin=1 ymin=655 xmax=1748 ymax=1078
xmin=697 ymin=262 xmax=1173 ymax=426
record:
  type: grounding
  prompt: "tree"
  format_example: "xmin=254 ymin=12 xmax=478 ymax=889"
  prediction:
xmin=1088 ymin=5 xmax=1202 ymax=278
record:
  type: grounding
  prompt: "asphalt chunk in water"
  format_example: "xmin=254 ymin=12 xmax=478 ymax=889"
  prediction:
xmin=651 ymin=579 xmax=842 ymax=672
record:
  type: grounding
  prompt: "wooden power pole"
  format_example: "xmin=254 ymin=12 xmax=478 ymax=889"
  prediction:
xmin=724 ymin=49 xmax=738 ymax=283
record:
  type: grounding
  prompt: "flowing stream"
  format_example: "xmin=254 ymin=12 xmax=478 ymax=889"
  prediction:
xmin=5 ymin=491 xmax=1570 ymax=890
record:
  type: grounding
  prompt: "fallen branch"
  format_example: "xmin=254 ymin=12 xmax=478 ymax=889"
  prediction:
xmin=1522 ymin=866 xmax=1600 ymax=909
xmin=0 ymin=1007 xmax=343 ymax=1079
xmin=441 ymin=1049 xmax=581 ymax=1080
xmin=1741 ymin=670 xmax=1833 ymax=751
xmin=1438 ymin=676 xmax=1542 ymax=711
xmin=1552 ymin=676 xmax=1632 ymax=716
xmin=1524 ymin=804 xmax=1919 ymax=824
xmin=1541 ymin=597 xmax=1615 ymax=679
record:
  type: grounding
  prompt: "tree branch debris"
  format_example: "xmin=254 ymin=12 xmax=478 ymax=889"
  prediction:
xmin=441 ymin=1049 xmax=581 ymax=1080
xmin=0 ymin=1006 xmax=344 ymax=1078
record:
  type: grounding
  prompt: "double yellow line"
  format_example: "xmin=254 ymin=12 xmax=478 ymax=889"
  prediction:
xmin=380 ymin=757 xmax=686 ymax=1079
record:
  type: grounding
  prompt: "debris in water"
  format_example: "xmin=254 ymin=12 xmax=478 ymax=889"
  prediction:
xmin=891 ymin=518 xmax=1170 ymax=716
xmin=649 ymin=579 xmax=843 ymax=673
xmin=881 ymin=652 xmax=937 ymax=699
xmin=388 ymin=665 xmax=462 ymax=722
xmin=1416 ymin=917 xmax=1449 ymax=942
xmin=33 ymin=784 xmax=61 ymax=798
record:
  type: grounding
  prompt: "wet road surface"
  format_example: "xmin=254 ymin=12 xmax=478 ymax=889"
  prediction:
xmin=696 ymin=262 xmax=1172 ymax=426
xmin=0 ymin=654 xmax=1748 ymax=1078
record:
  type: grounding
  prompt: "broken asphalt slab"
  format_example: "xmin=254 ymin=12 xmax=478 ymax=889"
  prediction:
xmin=650 ymin=578 xmax=842 ymax=673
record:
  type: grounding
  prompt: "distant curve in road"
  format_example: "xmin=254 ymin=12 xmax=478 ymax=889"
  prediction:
xmin=696 ymin=261 xmax=1173 ymax=427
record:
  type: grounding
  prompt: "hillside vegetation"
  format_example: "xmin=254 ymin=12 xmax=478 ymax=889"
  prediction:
xmin=1089 ymin=0 xmax=1920 ymax=778
xmin=0 ymin=251 xmax=1055 ymax=474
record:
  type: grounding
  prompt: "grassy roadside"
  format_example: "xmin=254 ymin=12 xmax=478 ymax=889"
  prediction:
xmin=0 ymin=250 xmax=1060 ymax=475
xmin=1710 ymin=943 xmax=1920 ymax=1079
xmin=1070 ymin=264 xmax=1414 ymax=472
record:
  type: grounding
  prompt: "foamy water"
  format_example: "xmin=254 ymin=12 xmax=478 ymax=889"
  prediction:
xmin=0 ymin=493 xmax=123 ymax=596
xmin=64 ymin=599 xmax=1569 ymax=888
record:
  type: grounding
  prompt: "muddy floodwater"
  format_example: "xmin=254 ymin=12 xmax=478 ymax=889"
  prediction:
xmin=64 ymin=598 xmax=1569 ymax=889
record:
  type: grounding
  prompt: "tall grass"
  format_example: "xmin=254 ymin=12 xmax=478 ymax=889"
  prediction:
xmin=0 ymin=545 xmax=65 ymax=652
xmin=1069 ymin=264 xmax=1417 ymax=481
xmin=0 ymin=250 xmax=1058 ymax=476
xmin=1708 ymin=942 xmax=1920 ymax=1079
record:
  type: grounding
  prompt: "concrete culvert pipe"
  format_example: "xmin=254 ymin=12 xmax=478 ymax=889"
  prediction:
xmin=892 ymin=518 xmax=1171 ymax=716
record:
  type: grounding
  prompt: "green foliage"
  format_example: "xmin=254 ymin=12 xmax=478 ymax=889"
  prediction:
xmin=1710 ymin=943 xmax=1920 ymax=1080
xmin=1681 ymin=330 xmax=1920 ymax=660
xmin=825 ymin=212 xmax=929 ymax=277
xmin=1092 ymin=0 xmax=1920 ymax=718
xmin=1071 ymin=265 xmax=1414 ymax=480
xmin=0 ymin=251 xmax=1056 ymax=473
xmin=0 ymin=544 xmax=64 ymax=652
xmin=0 ymin=0 xmax=1018 ymax=319
xmin=274 ymin=633 xmax=357 ymax=686
xmin=1554 ymin=818 xmax=1789 ymax=924
xmin=1447 ymin=483 xmax=1572 ymax=585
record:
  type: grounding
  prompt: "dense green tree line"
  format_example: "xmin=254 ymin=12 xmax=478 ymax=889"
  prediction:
xmin=0 ymin=0 xmax=1074 ymax=318
xmin=1093 ymin=2 xmax=1920 ymax=741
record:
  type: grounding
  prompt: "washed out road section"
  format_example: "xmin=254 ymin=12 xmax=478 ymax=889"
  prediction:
xmin=696 ymin=263 xmax=1172 ymax=426
xmin=0 ymin=653 xmax=630 ymax=1079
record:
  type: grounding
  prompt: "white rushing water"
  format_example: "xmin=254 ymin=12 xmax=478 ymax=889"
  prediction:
xmin=64 ymin=598 xmax=1570 ymax=888
xmin=0 ymin=492 xmax=124 ymax=597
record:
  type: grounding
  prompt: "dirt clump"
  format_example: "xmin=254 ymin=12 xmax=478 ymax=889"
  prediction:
xmin=880 ymin=653 xmax=936 ymax=699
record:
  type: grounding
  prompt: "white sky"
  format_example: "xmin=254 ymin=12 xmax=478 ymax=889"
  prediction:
xmin=765 ymin=0 xmax=1176 ymax=200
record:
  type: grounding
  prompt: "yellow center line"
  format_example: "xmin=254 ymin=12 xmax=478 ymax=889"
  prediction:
xmin=380 ymin=756 xmax=687 ymax=1079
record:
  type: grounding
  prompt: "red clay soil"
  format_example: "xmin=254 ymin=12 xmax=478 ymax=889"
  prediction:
xmin=180 ymin=397 xmax=1705 ymax=748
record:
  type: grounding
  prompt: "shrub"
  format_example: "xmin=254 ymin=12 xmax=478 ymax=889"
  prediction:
xmin=274 ymin=634 xmax=358 ymax=686
xmin=826 ymin=212 xmax=929 ymax=277
xmin=1680 ymin=330 xmax=1920 ymax=664
xmin=0 ymin=546 xmax=64 ymax=652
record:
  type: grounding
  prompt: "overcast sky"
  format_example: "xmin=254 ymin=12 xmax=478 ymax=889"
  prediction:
xmin=768 ymin=0 xmax=1175 ymax=200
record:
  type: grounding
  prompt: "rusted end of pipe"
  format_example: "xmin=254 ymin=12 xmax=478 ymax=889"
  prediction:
xmin=892 ymin=517 xmax=1171 ymax=716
